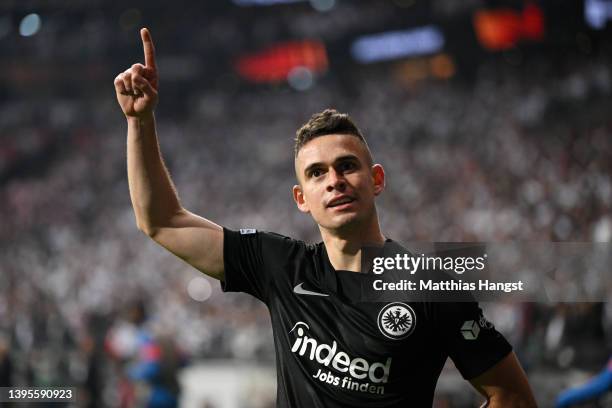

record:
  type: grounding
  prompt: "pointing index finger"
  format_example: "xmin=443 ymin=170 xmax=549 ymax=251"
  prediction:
xmin=141 ymin=28 xmax=156 ymax=70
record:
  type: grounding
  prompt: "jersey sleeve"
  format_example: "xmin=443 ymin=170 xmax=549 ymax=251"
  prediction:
xmin=431 ymin=302 xmax=513 ymax=380
xmin=221 ymin=227 xmax=298 ymax=303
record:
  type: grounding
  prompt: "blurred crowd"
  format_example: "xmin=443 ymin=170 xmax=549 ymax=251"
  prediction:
xmin=1 ymin=2 xmax=612 ymax=407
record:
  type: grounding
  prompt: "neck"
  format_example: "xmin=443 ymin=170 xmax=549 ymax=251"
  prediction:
xmin=319 ymin=212 xmax=385 ymax=272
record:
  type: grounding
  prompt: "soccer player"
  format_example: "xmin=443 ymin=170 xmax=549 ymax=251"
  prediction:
xmin=555 ymin=356 xmax=612 ymax=407
xmin=114 ymin=28 xmax=538 ymax=407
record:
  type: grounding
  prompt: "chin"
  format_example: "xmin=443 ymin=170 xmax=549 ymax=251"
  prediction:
xmin=322 ymin=213 xmax=362 ymax=231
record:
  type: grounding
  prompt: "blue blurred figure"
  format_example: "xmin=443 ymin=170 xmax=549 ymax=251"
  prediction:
xmin=128 ymin=330 xmax=187 ymax=408
xmin=555 ymin=357 xmax=612 ymax=407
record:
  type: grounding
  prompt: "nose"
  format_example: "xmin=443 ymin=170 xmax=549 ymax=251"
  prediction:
xmin=326 ymin=168 xmax=346 ymax=192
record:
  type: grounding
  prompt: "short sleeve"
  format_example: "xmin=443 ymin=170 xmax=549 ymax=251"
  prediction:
xmin=221 ymin=227 xmax=301 ymax=303
xmin=432 ymin=302 xmax=513 ymax=380
xmin=221 ymin=228 xmax=266 ymax=301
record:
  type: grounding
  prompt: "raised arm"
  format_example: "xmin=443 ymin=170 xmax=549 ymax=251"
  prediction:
xmin=113 ymin=28 xmax=224 ymax=280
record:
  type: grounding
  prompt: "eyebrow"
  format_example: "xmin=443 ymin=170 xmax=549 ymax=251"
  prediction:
xmin=303 ymin=154 xmax=360 ymax=176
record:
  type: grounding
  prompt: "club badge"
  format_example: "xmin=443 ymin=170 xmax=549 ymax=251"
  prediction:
xmin=377 ymin=302 xmax=416 ymax=340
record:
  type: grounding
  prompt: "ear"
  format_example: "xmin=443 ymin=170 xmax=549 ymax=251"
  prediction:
xmin=372 ymin=164 xmax=386 ymax=196
xmin=292 ymin=184 xmax=310 ymax=213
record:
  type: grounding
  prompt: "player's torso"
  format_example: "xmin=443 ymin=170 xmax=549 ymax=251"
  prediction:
xmin=266 ymin=252 xmax=447 ymax=407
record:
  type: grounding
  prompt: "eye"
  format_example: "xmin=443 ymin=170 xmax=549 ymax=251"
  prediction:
xmin=338 ymin=161 xmax=357 ymax=172
xmin=306 ymin=167 xmax=324 ymax=178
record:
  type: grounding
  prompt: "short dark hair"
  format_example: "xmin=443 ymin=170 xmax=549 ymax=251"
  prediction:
xmin=294 ymin=109 xmax=367 ymax=157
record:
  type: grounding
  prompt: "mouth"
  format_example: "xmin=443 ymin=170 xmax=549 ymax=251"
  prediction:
xmin=327 ymin=195 xmax=356 ymax=208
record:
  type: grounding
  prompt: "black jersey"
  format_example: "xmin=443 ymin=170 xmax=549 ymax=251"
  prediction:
xmin=221 ymin=228 xmax=512 ymax=407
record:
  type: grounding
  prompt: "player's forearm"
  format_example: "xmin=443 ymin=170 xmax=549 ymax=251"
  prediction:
xmin=472 ymin=352 xmax=537 ymax=408
xmin=127 ymin=113 xmax=182 ymax=236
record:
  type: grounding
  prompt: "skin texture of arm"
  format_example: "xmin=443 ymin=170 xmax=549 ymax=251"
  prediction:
xmin=114 ymin=28 xmax=224 ymax=280
xmin=470 ymin=352 xmax=538 ymax=407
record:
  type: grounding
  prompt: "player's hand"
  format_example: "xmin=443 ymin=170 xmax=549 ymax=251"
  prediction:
xmin=114 ymin=28 xmax=159 ymax=118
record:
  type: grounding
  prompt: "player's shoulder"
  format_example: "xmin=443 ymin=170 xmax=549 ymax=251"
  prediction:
xmin=382 ymin=238 xmax=412 ymax=255
xmin=235 ymin=228 xmax=317 ymax=253
xmin=268 ymin=231 xmax=320 ymax=254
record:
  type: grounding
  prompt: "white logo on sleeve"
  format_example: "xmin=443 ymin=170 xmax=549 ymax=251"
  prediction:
xmin=478 ymin=314 xmax=494 ymax=329
xmin=377 ymin=303 xmax=416 ymax=340
xmin=460 ymin=320 xmax=480 ymax=340
xmin=293 ymin=283 xmax=329 ymax=297
xmin=240 ymin=228 xmax=256 ymax=234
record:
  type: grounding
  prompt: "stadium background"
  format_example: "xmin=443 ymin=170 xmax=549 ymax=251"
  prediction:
xmin=1 ymin=0 xmax=611 ymax=406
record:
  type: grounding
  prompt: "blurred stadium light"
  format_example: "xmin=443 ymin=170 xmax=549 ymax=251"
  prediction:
xmin=187 ymin=277 xmax=212 ymax=302
xmin=585 ymin=0 xmax=612 ymax=29
xmin=473 ymin=3 xmax=545 ymax=51
xmin=233 ymin=0 xmax=303 ymax=6
xmin=287 ymin=66 xmax=315 ymax=91
xmin=235 ymin=40 xmax=327 ymax=83
xmin=350 ymin=25 xmax=445 ymax=64
xmin=18 ymin=13 xmax=41 ymax=37
xmin=232 ymin=0 xmax=335 ymax=11
xmin=394 ymin=53 xmax=456 ymax=85
xmin=309 ymin=0 xmax=336 ymax=12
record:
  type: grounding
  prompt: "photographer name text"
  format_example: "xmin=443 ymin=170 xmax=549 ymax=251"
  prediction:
xmin=373 ymin=279 xmax=524 ymax=293
xmin=371 ymin=255 xmax=524 ymax=293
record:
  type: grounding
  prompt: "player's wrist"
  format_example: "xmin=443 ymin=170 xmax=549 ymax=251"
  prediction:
xmin=126 ymin=111 xmax=155 ymax=125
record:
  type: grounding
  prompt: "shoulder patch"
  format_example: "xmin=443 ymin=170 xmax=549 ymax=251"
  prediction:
xmin=240 ymin=228 xmax=257 ymax=235
xmin=460 ymin=320 xmax=480 ymax=340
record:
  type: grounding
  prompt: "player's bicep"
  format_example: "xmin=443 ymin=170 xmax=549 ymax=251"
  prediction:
xmin=148 ymin=209 xmax=224 ymax=280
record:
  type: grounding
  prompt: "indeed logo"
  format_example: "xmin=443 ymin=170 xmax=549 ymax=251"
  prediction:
xmin=289 ymin=322 xmax=392 ymax=384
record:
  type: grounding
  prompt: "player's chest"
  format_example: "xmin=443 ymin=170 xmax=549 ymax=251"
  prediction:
xmin=273 ymin=279 xmax=433 ymax=356
xmin=272 ymin=259 xmax=439 ymax=354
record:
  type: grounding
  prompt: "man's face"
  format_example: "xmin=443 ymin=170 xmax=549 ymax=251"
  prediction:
xmin=293 ymin=134 xmax=385 ymax=232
